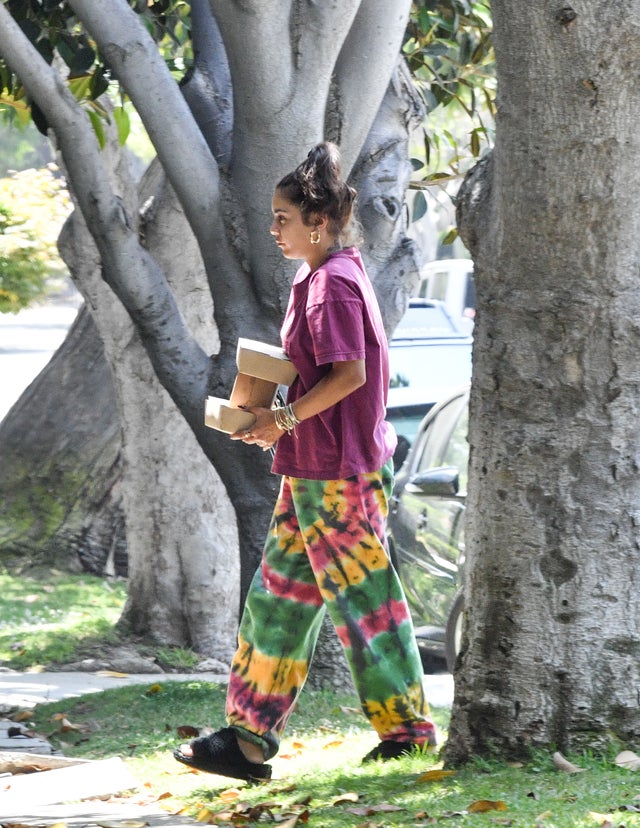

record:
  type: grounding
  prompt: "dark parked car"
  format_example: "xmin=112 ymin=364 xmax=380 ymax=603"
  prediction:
xmin=387 ymin=384 xmax=470 ymax=672
xmin=387 ymin=299 xmax=472 ymax=470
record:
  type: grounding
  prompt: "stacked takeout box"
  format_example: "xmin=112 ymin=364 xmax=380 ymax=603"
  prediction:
xmin=204 ymin=338 xmax=297 ymax=433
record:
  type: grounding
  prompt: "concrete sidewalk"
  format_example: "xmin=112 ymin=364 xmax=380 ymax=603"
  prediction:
xmin=0 ymin=669 xmax=454 ymax=709
xmin=0 ymin=670 xmax=227 ymax=710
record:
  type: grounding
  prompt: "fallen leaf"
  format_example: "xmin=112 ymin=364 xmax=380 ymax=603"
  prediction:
xmin=552 ymin=751 xmax=586 ymax=773
xmin=218 ymin=787 xmax=242 ymax=801
xmin=12 ymin=710 xmax=33 ymax=722
xmin=96 ymin=670 xmax=130 ymax=678
xmin=277 ymin=817 xmax=305 ymax=828
xmin=337 ymin=706 xmax=360 ymax=714
xmin=176 ymin=724 xmax=200 ymax=739
xmin=97 ymin=821 xmax=148 ymax=828
xmin=333 ymin=792 xmax=359 ymax=805
xmin=270 ymin=783 xmax=298 ymax=794
xmin=144 ymin=683 xmax=163 ymax=695
xmin=417 ymin=769 xmax=456 ymax=782
xmin=616 ymin=750 xmax=640 ymax=771
xmin=196 ymin=807 xmax=215 ymax=823
xmin=468 ymin=799 xmax=508 ymax=813
xmin=346 ymin=804 xmax=404 ymax=816
xmin=323 ymin=739 xmax=344 ymax=749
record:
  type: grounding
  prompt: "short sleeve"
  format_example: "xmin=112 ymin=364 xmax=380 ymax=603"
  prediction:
xmin=307 ymin=299 xmax=365 ymax=364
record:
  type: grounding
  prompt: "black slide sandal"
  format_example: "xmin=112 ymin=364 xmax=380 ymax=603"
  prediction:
xmin=173 ymin=727 xmax=272 ymax=781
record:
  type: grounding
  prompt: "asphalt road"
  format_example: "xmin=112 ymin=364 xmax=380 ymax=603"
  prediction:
xmin=0 ymin=294 xmax=80 ymax=420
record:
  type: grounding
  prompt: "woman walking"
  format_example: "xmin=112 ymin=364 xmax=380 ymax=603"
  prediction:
xmin=174 ymin=142 xmax=436 ymax=781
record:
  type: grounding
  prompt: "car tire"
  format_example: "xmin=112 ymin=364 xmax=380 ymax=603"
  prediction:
xmin=445 ymin=590 xmax=464 ymax=673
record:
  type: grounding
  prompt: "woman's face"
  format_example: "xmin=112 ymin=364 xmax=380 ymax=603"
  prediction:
xmin=270 ymin=191 xmax=315 ymax=261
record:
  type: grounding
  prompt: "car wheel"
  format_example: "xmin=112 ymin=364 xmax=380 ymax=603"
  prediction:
xmin=445 ymin=591 xmax=464 ymax=673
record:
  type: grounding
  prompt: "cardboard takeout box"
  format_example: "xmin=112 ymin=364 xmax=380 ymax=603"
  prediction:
xmin=204 ymin=340 xmax=297 ymax=434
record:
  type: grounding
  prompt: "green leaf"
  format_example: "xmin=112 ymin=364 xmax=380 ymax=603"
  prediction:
xmin=412 ymin=190 xmax=428 ymax=222
xmin=87 ymin=109 xmax=106 ymax=149
xmin=470 ymin=128 xmax=481 ymax=157
xmin=90 ymin=68 xmax=110 ymax=101
xmin=442 ymin=227 xmax=459 ymax=246
xmin=68 ymin=75 xmax=92 ymax=100
xmin=69 ymin=45 xmax=96 ymax=77
xmin=113 ymin=106 xmax=130 ymax=146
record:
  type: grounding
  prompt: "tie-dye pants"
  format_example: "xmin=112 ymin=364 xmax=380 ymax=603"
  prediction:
xmin=226 ymin=461 xmax=436 ymax=759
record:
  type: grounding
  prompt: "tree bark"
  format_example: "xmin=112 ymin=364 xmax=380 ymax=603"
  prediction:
xmin=445 ymin=0 xmax=640 ymax=763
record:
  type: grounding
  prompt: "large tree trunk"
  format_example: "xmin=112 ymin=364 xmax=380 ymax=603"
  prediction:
xmin=0 ymin=305 xmax=125 ymax=574
xmin=445 ymin=0 xmax=640 ymax=763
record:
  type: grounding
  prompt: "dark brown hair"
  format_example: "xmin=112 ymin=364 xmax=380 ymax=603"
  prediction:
xmin=276 ymin=142 xmax=360 ymax=245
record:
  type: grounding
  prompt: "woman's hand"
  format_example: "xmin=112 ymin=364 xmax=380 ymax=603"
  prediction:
xmin=230 ymin=407 xmax=284 ymax=450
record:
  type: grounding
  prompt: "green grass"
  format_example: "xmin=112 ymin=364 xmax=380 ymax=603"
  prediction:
xmin=23 ymin=681 xmax=640 ymax=826
xmin=0 ymin=566 xmax=127 ymax=669
xmin=6 ymin=567 xmax=640 ymax=825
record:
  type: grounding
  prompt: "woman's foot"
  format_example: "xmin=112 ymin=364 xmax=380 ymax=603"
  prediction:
xmin=361 ymin=739 xmax=434 ymax=763
xmin=173 ymin=727 xmax=272 ymax=781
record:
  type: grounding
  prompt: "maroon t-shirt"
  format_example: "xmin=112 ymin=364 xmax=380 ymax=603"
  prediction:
xmin=272 ymin=247 xmax=397 ymax=480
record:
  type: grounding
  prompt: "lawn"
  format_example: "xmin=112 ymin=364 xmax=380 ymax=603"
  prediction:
xmin=5 ymin=566 xmax=640 ymax=826
xmin=0 ymin=566 xmax=127 ymax=670
xmin=23 ymin=681 xmax=640 ymax=827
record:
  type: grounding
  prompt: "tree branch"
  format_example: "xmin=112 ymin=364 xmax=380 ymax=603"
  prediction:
xmin=66 ymin=0 xmax=223 ymax=244
xmin=67 ymin=0 xmax=256 ymax=334
xmin=180 ymin=0 xmax=233 ymax=167
xmin=329 ymin=0 xmax=413 ymax=175
xmin=0 ymin=4 xmax=211 ymax=420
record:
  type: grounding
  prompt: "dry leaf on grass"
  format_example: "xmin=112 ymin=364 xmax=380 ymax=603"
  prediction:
xmin=176 ymin=724 xmax=200 ymax=739
xmin=332 ymin=792 xmax=359 ymax=805
xmin=417 ymin=769 xmax=456 ymax=782
xmin=345 ymin=803 xmax=404 ymax=816
xmin=615 ymin=750 xmax=640 ymax=770
xmin=467 ymin=799 xmax=508 ymax=813
xmin=144 ymin=683 xmax=163 ymax=695
xmin=552 ymin=751 xmax=586 ymax=773
xmin=218 ymin=787 xmax=242 ymax=801
xmin=51 ymin=713 xmax=88 ymax=733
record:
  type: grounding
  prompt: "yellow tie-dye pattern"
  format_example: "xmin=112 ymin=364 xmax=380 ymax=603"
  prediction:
xmin=232 ymin=635 xmax=308 ymax=697
xmin=318 ymin=549 xmax=389 ymax=599
xmin=363 ymin=683 xmax=430 ymax=738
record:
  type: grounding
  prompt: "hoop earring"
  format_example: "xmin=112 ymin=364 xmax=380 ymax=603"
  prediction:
xmin=310 ymin=228 xmax=321 ymax=245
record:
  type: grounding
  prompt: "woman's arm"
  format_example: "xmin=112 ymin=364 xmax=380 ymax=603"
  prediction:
xmin=231 ymin=358 xmax=366 ymax=447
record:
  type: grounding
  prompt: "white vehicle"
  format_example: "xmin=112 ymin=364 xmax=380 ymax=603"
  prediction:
xmin=416 ymin=259 xmax=475 ymax=332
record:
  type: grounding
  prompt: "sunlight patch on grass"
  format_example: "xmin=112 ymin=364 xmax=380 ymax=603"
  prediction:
xmin=0 ymin=567 xmax=126 ymax=669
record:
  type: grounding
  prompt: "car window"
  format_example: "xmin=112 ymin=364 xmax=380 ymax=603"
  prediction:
xmin=441 ymin=403 xmax=469 ymax=493
xmin=388 ymin=342 xmax=472 ymax=392
xmin=416 ymin=394 xmax=467 ymax=474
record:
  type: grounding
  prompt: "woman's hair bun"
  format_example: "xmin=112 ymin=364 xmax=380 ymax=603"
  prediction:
xmin=277 ymin=142 xmax=358 ymax=242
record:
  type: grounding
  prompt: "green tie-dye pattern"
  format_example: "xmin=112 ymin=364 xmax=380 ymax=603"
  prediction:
xmin=226 ymin=461 xmax=437 ymax=757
